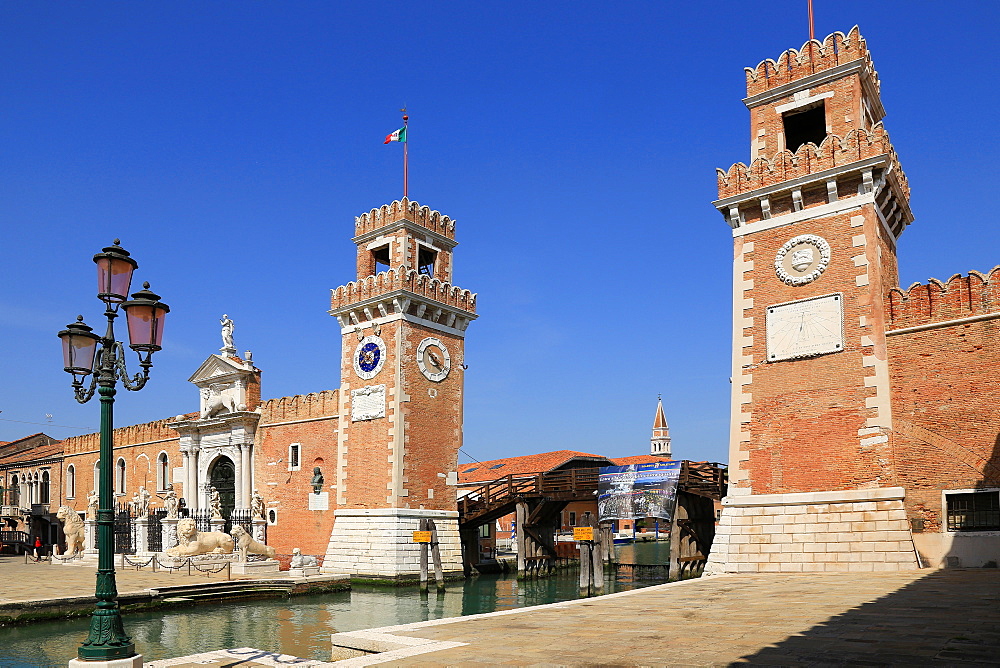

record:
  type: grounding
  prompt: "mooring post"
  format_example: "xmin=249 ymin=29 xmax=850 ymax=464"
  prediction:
xmin=579 ymin=538 xmax=591 ymax=594
xmin=419 ymin=518 xmax=429 ymax=593
xmin=429 ymin=518 xmax=444 ymax=590
xmin=515 ymin=502 xmax=526 ymax=578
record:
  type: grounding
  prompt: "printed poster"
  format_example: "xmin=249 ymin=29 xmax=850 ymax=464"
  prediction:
xmin=597 ymin=460 xmax=681 ymax=521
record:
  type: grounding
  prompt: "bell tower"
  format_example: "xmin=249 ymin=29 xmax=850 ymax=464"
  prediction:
xmin=706 ymin=27 xmax=919 ymax=574
xmin=322 ymin=198 xmax=477 ymax=578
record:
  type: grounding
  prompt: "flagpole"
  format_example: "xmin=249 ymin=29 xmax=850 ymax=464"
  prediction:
xmin=807 ymin=0 xmax=815 ymax=41
xmin=402 ymin=113 xmax=409 ymax=199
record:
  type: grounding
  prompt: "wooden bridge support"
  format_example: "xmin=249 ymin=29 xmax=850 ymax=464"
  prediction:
xmin=515 ymin=499 xmax=561 ymax=578
xmin=669 ymin=490 xmax=717 ymax=579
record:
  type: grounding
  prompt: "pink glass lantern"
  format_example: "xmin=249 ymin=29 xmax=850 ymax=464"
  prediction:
xmin=93 ymin=240 xmax=138 ymax=304
xmin=58 ymin=316 xmax=101 ymax=378
xmin=122 ymin=283 xmax=170 ymax=352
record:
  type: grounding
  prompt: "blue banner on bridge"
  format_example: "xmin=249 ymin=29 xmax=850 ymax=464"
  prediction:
xmin=597 ymin=460 xmax=681 ymax=521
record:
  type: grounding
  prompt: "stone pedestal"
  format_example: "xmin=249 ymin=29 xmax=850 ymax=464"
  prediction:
xmin=288 ymin=565 xmax=321 ymax=577
xmin=161 ymin=517 xmax=179 ymax=552
xmin=321 ymin=508 xmax=463 ymax=579
xmin=210 ymin=518 xmax=226 ymax=534
xmin=252 ymin=518 xmax=267 ymax=544
xmin=705 ymin=487 xmax=919 ymax=574
xmin=84 ymin=519 xmax=98 ymax=555
xmin=133 ymin=517 xmax=152 ymax=555
xmin=230 ymin=559 xmax=281 ymax=575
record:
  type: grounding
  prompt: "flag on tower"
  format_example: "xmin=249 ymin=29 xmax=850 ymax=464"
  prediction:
xmin=384 ymin=127 xmax=407 ymax=144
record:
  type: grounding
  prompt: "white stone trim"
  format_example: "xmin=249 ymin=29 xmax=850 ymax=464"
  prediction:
xmin=886 ymin=311 xmax=1000 ymax=336
xmin=774 ymin=90 xmax=834 ymax=115
xmin=722 ymin=486 xmax=905 ymax=507
xmin=731 ymin=192 xmax=873 ymax=238
xmin=728 ymin=241 xmax=754 ymax=493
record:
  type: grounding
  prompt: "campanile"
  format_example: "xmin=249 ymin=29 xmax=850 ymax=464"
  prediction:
xmin=321 ymin=198 xmax=477 ymax=577
xmin=706 ymin=27 xmax=919 ymax=573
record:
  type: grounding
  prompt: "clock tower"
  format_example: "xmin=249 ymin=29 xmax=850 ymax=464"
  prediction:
xmin=705 ymin=27 xmax=920 ymax=573
xmin=321 ymin=198 xmax=477 ymax=578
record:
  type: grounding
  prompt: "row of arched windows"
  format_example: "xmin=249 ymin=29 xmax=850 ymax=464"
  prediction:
xmin=62 ymin=452 xmax=172 ymax=500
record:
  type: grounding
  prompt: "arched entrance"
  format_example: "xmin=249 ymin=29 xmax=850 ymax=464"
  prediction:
xmin=208 ymin=456 xmax=236 ymax=520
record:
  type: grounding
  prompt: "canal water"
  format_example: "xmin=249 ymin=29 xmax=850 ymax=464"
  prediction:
xmin=1 ymin=542 xmax=672 ymax=667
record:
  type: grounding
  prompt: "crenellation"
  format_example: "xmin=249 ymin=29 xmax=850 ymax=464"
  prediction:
xmin=354 ymin=198 xmax=456 ymax=240
xmin=887 ymin=266 xmax=1000 ymax=330
xmin=331 ymin=265 xmax=477 ymax=315
xmin=744 ymin=27 xmax=877 ymax=96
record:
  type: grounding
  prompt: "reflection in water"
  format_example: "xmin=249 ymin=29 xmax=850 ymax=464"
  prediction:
xmin=1 ymin=541 xmax=671 ymax=666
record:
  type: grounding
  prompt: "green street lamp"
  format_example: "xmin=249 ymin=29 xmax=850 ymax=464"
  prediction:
xmin=58 ymin=240 xmax=169 ymax=664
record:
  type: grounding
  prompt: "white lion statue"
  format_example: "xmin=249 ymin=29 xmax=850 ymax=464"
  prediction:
xmin=231 ymin=525 xmax=276 ymax=560
xmin=57 ymin=506 xmax=85 ymax=556
xmin=166 ymin=517 xmax=235 ymax=556
xmin=200 ymin=385 xmax=238 ymax=419
xmin=290 ymin=547 xmax=319 ymax=568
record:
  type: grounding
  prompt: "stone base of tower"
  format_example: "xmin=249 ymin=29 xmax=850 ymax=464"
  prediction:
xmin=705 ymin=487 xmax=919 ymax=574
xmin=320 ymin=508 xmax=463 ymax=579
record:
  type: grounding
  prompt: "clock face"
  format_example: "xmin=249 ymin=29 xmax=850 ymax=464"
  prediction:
xmin=353 ymin=335 xmax=386 ymax=380
xmin=416 ymin=337 xmax=451 ymax=382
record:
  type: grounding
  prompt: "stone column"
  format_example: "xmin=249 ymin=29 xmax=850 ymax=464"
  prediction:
xmin=161 ymin=517 xmax=179 ymax=552
xmin=133 ymin=516 xmax=152 ymax=555
xmin=84 ymin=518 xmax=98 ymax=555
xmin=241 ymin=444 xmax=253 ymax=508
xmin=252 ymin=518 xmax=267 ymax=544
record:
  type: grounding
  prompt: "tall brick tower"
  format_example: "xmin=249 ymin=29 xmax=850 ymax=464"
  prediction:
xmin=321 ymin=198 xmax=477 ymax=578
xmin=706 ymin=28 xmax=920 ymax=574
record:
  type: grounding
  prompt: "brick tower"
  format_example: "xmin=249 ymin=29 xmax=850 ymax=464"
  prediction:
xmin=706 ymin=27 xmax=919 ymax=573
xmin=322 ymin=198 xmax=477 ymax=578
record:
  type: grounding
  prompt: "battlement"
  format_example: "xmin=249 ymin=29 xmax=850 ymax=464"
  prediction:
xmin=354 ymin=198 xmax=456 ymax=240
xmin=745 ymin=26 xmax=878 ymax=97
xmin=62 ymin=418 xmax=180 ymax=454
xmin=717 ymin=124 xmax=909 ymax=201
xmin=887 ymin=268 xmax=1000 ymax=330
xmin=260 ymin=390 xmax=339 ymax=424
xmin=331 ymin=266 xmax=477 ymax=315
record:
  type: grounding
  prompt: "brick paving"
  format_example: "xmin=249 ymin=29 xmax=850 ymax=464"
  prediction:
xmin=329 ymin=568 xmax=1000 ymax=666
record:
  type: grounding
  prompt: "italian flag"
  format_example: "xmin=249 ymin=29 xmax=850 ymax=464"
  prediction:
xmin=384 ymin=127 xmax=407 ymax=144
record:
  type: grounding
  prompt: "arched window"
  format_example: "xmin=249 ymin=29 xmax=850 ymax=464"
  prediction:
xmin=116 ymin=458 xmax=126 ymax=495
xmin=40 ymin=470 xmax=50 ymax=505
xmin=31 ymin=473 xmax=39 ymax=504
xmin=67 ymin=465 xmax=76 ymax=499
xmin=93 ymin=461 xmax=100 ymax=492
xmin=9 ymin=475 xmax=19 ymax=507
xmin=157 ymin=452 xmax=170 ymax=491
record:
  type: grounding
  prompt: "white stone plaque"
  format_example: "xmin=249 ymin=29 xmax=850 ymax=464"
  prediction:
xmin=308 ymin=492 xmax=329 ymax=511
xmin=766 ymin=293 xmax=844 ymax=362
xmin=351 ymin=384 xmax=386 ymax=421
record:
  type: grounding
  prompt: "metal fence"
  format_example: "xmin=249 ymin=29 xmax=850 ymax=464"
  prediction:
xmin=147 ymin=509 xmax=167 ymax=552
xmin=113 ymin=502 xmax=135 ymax=554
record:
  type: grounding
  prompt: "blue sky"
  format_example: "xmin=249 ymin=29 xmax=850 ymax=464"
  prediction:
xmin=1 ymin=2 xmax=997 ymax=467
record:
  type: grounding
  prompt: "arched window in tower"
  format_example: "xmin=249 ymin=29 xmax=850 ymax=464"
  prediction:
xmin=116 ymin=458 xmax=126 ymax=495
xmin=157 ymin=452 xmax=170 ymax=491
xmin=67 ymin=465 xmax=76 ymax=499
xmin=40 ymin=470 xmax=50 ymax=505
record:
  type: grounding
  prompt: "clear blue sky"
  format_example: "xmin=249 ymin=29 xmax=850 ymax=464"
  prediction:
xmin=1 ymin=2 xmax=997 ymax=467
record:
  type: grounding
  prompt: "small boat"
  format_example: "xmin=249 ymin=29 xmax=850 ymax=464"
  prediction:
xmin=612 ymin=532 xmax=635 ymax=545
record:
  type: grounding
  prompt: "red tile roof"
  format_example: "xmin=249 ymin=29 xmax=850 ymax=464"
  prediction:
xmin=0 ymin=433 xmax=64 ymax=466
xmin=458 ymin=450 xmax=612 ymax=485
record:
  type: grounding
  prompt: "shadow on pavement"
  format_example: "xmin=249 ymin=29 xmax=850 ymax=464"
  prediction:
xmin=735 ymin=568 xmax=1000 ymax=666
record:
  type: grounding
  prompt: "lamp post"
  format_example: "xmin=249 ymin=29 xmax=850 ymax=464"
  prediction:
xmin=58 ymin=240 xmax=168 ymax=666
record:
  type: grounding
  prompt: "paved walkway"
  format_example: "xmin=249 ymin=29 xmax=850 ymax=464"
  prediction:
xmin=319 ymin=568 xmax=1000 ymax=666
xmin=0 ymin=554 xmax=257 ymax=605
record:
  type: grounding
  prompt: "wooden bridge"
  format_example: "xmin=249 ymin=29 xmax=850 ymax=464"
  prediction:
xmin=457 ymin=461 xmax=726 ymax=576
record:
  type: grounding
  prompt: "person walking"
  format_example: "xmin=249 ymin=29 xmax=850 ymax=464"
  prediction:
xmin=32 ymin=536 xmax=43 ymax=562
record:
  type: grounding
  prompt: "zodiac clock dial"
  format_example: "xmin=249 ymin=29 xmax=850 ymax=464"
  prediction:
xmin=416 ymin=337 xmax=451 ymax=382
xmin=353 ymin=335 xmax=387 ymax=380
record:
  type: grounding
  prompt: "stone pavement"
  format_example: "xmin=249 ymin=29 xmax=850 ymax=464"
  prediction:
xmin=0 ymin=554 xmax=256 ymax=605
xmin=323 ymin=568 xmax=1000 ymax=666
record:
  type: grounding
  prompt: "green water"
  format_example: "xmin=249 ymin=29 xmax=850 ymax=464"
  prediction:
xmin=0 ymin=542 xmax=672 ymax=667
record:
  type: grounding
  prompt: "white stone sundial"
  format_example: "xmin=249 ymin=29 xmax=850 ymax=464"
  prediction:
xmin=766 ymin=293 xmax=844 ymax=362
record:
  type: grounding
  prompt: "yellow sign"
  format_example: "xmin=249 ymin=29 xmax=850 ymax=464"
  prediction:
xmin=413 ymin=531 xmax=432 ymax=543
xmin=573 ymin=527 xmax=594 ymax=541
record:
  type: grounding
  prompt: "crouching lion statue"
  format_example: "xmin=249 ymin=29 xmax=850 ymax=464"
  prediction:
xmin=231 ymin=525 xmax=276 ymax=560
xmin=166 ymin=517 xmax=234 ymax=556
xmin=57 ymin=505 xmax=85 ymax=556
